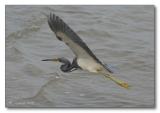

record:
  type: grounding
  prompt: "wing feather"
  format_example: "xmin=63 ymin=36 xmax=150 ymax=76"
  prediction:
xmin=48 ymin=13 xmax=101 ymax=63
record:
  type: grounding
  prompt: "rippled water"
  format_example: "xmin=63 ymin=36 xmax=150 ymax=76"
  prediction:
xmin=5 ymin=5 xmax=155 ymax=108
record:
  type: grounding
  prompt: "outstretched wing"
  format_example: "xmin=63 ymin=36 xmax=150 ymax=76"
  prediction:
xmin=47 ymin=13 xmax=130 ymax=89
xmin=48 ymin=13 xmax=101 ymax=63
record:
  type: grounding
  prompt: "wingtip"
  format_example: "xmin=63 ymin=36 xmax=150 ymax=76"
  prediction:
xmin=48 ymin=13 xmax=58 ymax=32
xmin=48 ymin=12 xmax=56 ymax=20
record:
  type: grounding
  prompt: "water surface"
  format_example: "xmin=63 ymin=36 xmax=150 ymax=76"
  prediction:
xmin=5 ymin=5 xmax=155 ymax=108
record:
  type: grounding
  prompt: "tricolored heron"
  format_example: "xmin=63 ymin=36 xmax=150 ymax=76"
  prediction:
xmin=42 ymin=13 xmax=129 ymax=89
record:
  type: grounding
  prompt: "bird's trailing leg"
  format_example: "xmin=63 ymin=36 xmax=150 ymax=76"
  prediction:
xmin=104 ymin=74 xmax=130 ymax=89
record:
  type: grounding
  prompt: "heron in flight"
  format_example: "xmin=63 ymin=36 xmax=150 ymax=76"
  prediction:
xmin=42 ymin=13 xmax=129 ymax=89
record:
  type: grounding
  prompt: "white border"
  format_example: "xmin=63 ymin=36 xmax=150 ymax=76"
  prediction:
xmin=3 ymin=0 xmax=157 ymax=5
xmin=1 ymin=0 xmax=158 ymax=113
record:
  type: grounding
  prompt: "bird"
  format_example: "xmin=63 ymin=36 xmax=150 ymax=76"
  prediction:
xmin=42 ymin=13 xmax=129 ymax=89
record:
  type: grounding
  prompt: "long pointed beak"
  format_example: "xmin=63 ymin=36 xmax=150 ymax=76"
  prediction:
xmin=42 ymin=58 xmax=59 ymax=62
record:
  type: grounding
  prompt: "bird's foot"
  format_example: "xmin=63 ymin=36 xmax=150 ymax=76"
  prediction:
xmin=106 ymin=75 xmax=130 ymax=89
xmin=116 ymin=81 xmax=130 ymax=89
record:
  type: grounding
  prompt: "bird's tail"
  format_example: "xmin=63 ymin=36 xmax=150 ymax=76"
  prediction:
xmin=104 ymin=73 xmax=130 ymax=89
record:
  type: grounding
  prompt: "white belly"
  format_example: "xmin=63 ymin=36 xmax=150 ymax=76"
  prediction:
xmin=77 ymin=58 xmax=103 ymax=73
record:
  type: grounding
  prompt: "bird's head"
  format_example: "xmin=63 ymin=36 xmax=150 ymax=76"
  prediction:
xmin=42 ymin=57 xmax=73 ymax=72
xmin=42 ymin=57 xmax=71 ymax=65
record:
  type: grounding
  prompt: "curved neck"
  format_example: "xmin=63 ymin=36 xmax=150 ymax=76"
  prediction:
xmin=60 ymin=58 xmax=77 ymax=72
